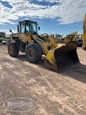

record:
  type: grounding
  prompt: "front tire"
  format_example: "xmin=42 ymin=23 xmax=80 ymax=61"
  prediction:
xmin=25 ymin=43 xmax=42 ymax=63
xmin=8 ymin=42 xmax=19 ymax=57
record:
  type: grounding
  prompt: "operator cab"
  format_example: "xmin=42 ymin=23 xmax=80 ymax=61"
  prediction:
xmin=17 ymin=20 xmax=39 ymax=35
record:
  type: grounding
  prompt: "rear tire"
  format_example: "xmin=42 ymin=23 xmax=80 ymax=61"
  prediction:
xmin=25 ymin=43 xmax=42 ymax=63
xmin=8 ymin=42 xmax=19 ymax=57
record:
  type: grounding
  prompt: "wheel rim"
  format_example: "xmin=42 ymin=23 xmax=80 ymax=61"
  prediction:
xmin=28 ymin=48 xmax=34 ymax=57
xmin=9 ymin=45 xmax=13 ymax=53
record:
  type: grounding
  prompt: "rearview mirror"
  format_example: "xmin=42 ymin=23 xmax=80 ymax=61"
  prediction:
xmin=38 ymin=26 xmax=40 ymax=30
xmin=9 ymin=29 xmax=12 ymax=32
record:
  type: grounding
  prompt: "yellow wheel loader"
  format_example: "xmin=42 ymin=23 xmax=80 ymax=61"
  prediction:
xmin=82 ymin=14 xmax=86 ymax=50
xmin=64 ymin=31 xmax=78 ymax=44
xmin=8 ymin=20 xmax=79 ymax=72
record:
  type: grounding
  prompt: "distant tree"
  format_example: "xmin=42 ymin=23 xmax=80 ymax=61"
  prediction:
xmin=55 ymin=34 xmax=63 ymax=39
xmin=0 ymin=32 xmax=5 ymax=38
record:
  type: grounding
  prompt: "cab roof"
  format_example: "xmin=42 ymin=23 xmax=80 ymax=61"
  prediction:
xmin=19 ymin=20 xmax=37 ymax=24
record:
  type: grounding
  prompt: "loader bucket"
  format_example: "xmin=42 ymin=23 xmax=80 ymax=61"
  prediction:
xmin=45 ymin=44 xmax=79 ymax=72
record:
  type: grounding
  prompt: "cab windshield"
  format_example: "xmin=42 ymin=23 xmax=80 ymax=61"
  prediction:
xmin=26 ymin=22 xmax=38 ymax=34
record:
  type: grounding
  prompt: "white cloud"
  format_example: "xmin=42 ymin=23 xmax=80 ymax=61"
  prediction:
xmin=0 ymin=0 xmax=86 ymax=24
xmin=37 ymin=0 xmax=64 ymax=3
xmin=0 ymin=29 xmax=16 ymax=35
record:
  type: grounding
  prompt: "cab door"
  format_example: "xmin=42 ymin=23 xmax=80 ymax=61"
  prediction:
xmin=19 ymin=22 xmax=31 ymax=42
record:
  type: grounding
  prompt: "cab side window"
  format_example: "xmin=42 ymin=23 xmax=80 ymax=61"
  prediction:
xmin=20 ymin=23 xmax=25 ymax=34
xmin=26 ymin=25 xmax=30 ymax=33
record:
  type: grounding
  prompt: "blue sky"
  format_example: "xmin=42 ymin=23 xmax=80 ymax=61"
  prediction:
xmin=0 ymin=0 xmax=85 ymax=36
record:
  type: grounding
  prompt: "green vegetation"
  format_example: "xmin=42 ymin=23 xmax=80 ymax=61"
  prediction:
xmin=0 ymin=32 xmax=10 ymax=43
xmin=0 ymin=37 xmax=10 ymax=42
xmin=0 ymin=38 xmax=5 ymax=42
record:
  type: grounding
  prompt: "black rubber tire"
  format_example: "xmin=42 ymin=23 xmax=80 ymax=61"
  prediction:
xmin=77 ymin=44 xmax=82 ymax=47
xmin=82 ymin=47 xmax=86 ymax=50
xmin=8 ymin=42 xmax=19 ymax=57
xmin=25 ymin=43 xmax=42 ymax=63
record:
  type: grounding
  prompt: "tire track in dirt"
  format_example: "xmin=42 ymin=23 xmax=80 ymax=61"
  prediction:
xmin=0 ymin=45 xmax=86 ymax=115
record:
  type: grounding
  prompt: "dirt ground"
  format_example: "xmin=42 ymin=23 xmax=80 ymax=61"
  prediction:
xmin=0 ymin=44 xmax=86 ymax=115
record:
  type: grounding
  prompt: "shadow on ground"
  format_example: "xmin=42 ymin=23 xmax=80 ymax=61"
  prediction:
xmin=61 ymin=63 xmax=86 ymax=83
xmin=15 ymin=54 xmax=86 ymax=84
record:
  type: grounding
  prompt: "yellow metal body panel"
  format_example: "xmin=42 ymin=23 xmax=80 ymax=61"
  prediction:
xmin=19 ymin=33 xmax=32 ymax=42
xmin=45 ymin=43 xmax=65 ymax=64
xmin=82 ymin=14 xmax=86 ymax=49
xmin=45 ymin=49 xmax=55 ymax=64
